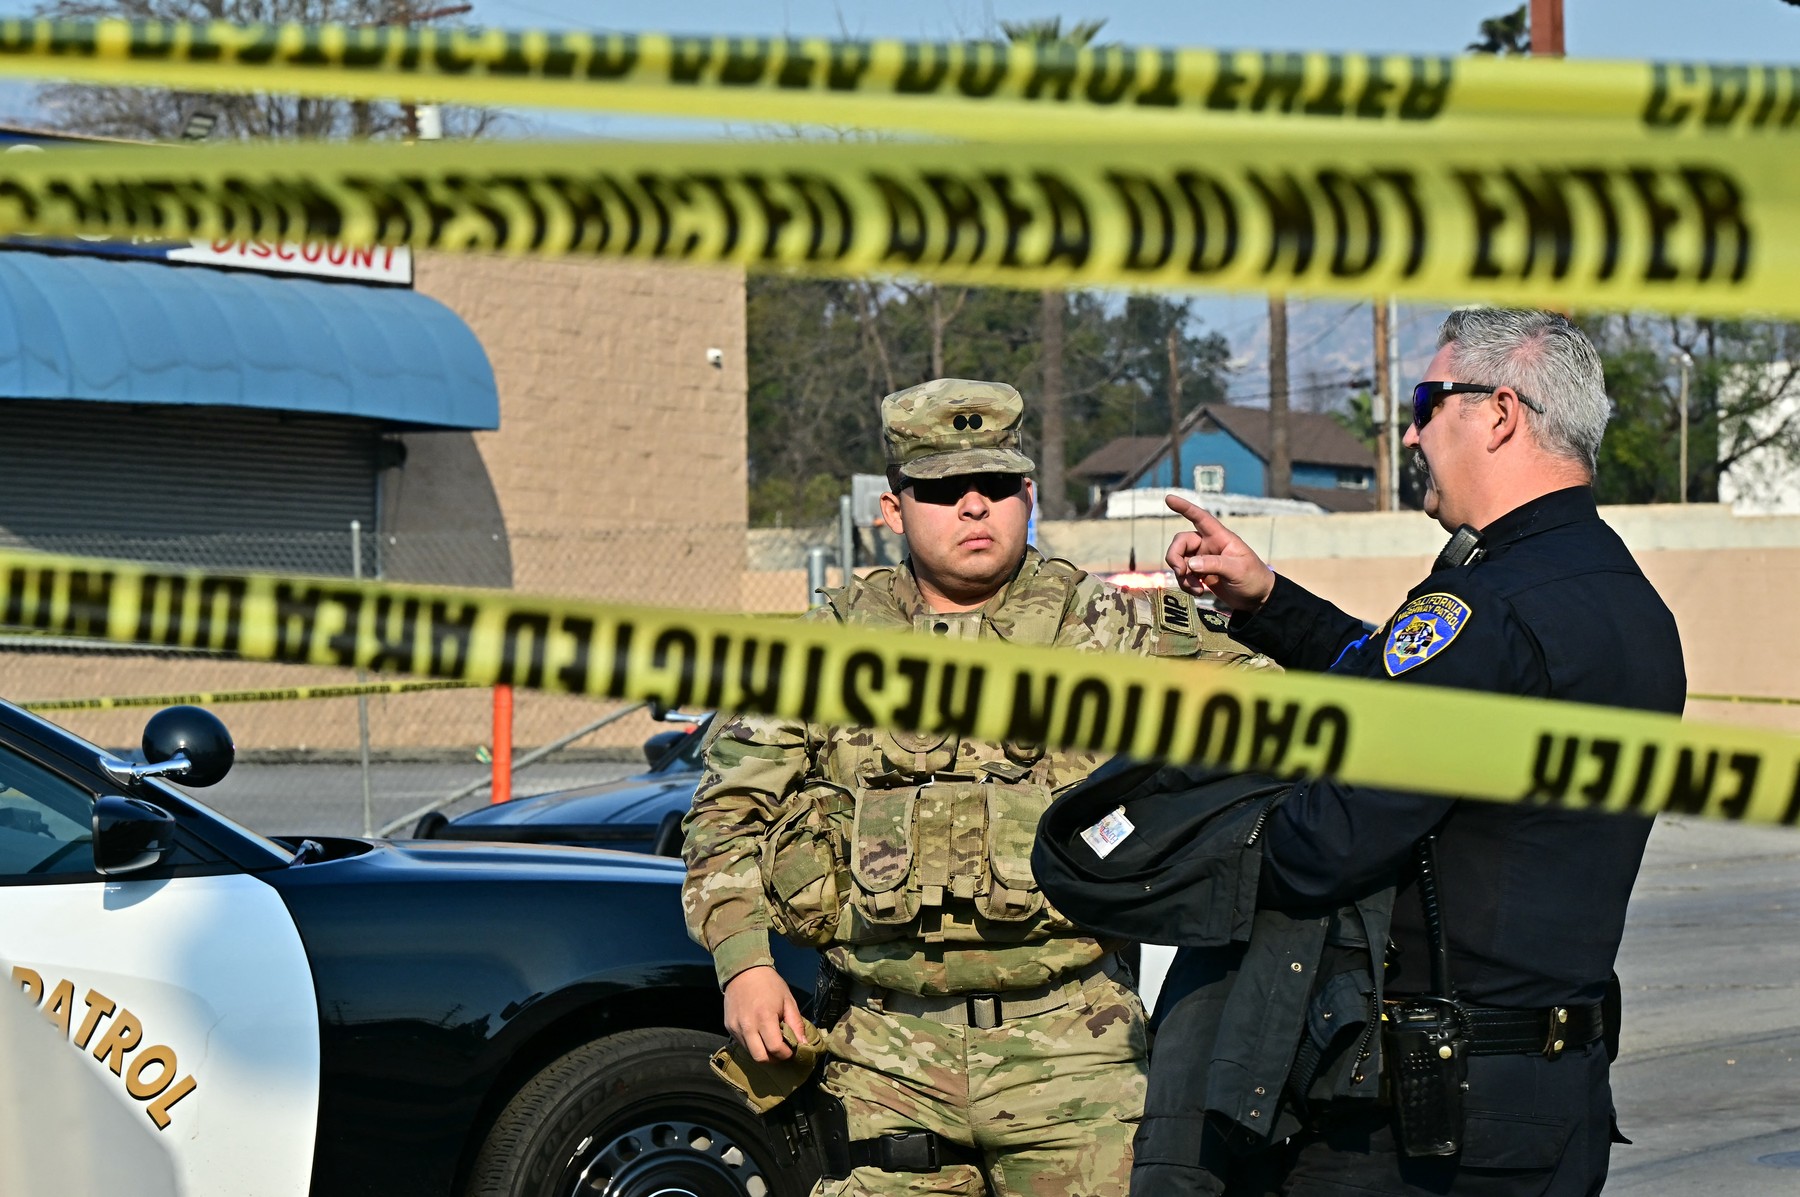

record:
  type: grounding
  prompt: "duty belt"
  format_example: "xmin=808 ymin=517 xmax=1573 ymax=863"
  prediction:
xmin=848 ymin=954 xmax=1118 ymax=1030
xmin=1460 ymin=1001 xmax=1606 ymax=1060
xmin=1382 ymin=999 xmax=1606 ymax=1060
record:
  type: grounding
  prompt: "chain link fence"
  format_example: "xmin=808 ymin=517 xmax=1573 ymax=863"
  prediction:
xmin=0 ymin=523 xmax=858 ymax=837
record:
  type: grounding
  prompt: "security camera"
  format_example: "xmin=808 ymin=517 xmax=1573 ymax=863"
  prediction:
xmin=706 ymin=348 xmax=724 ymax=368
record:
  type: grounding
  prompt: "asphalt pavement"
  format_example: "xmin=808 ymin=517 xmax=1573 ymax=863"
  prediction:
xmin=1608 ymin=816 xmax=1800 ymax=1194
xmin=184 ymin=758 xmax=640 ymax=839
xmin=186 ymin=764 xmax=1800 ymax=1193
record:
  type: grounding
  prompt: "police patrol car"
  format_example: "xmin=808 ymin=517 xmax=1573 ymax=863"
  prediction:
xmin=0 ymin=699 xmax=811 ymax=1197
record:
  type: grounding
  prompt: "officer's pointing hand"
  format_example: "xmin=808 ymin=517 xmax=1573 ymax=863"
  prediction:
xmin=1164 ymin=495 xmax=1276 ymax=615
xmin=723 ymin=965 xmax=805 ymax=1063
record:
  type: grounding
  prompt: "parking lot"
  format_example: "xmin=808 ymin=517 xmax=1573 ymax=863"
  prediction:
xmin=188 ymin=761 xmax=1800 ymax=1194
xmin=1610 ymin=817 xmax=1800 ymax=1194
xmin=189 ymin=758 xmax=641 ymax=839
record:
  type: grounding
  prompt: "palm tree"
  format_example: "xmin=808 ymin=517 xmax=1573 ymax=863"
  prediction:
xmin=1468 ymin=6 xmax=1530 ymax=55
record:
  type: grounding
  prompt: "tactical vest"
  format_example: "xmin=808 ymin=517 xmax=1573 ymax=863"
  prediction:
xmin=761 ymin=551 xmax=1099 ymax=949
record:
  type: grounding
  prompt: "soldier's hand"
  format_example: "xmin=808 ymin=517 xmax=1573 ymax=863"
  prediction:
xmin=723 ymin=965 xmax=805 ymax=1063
xmin=1164 ymin=495 xmax=1276 ymax=614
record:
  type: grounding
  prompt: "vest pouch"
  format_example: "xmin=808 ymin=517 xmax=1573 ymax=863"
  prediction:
xmin=849 ymin=786 xmax=921 ymax=926
xmin=879 ymin=727 xmax=960 ymax=778
xmin=761 ymin=783 xmax=852 ymax=947
xmin=976 ymin=782 xmax=1048 ymax=923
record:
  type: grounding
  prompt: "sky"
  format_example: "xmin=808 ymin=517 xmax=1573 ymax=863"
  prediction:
xmin=471 ymin=0 xmax=1800 ymax=136
xmin=463 ymin=1 xmax=1800 ymax=394
xmin=472 ymin=0 xmax=1799 ymax=60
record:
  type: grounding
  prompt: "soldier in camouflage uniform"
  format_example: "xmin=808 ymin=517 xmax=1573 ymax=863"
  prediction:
xmin=682 ymin=379 xmax=1274 ymax=1197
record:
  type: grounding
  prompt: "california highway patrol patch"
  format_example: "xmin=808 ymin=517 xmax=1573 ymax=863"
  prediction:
xmin=1384 ymin=593 xmax=1472 ymax=677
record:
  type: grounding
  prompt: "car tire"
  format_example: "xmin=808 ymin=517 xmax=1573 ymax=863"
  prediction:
xmin=466 ymin=1027 xmax=813 ymax=1197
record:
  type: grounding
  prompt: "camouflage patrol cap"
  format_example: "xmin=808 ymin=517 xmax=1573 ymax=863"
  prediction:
xmin=881 ymin=378 xmax=1036 ymax=480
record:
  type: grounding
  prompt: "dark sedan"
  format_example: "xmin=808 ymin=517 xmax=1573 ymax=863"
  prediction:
xmin=416 ymin=714 xmax=713 ymax=857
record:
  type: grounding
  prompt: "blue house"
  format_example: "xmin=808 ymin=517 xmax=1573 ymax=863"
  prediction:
xmin=1070 ymin=404 xmax=1378 ymax=513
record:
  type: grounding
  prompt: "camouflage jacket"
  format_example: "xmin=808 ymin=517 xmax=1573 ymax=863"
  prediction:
xmin=680 ymin=547 xmax=1275 ymax=995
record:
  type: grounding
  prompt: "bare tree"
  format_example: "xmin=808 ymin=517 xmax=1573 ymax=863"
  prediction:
xmin=1584 ymin=315 xmax=1800 ymax=504
xmin=31 ymin=1 xmax=499 ymax=140
xmin=894 ymin=283 xmax=969 ymax=379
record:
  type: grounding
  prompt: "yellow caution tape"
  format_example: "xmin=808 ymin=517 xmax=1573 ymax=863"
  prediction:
xmin=0 ymin=131 xmax=1792 ymax=318
xmin=1687 ymin=692 xmax=1800 ymax=708
xmin=20 ymin=679 xmax=476 ymax=713
xmin=0 ymin=548 xmax=1796 ymax=828
xmin=0 ymin=19 xmax=1794 ymax=139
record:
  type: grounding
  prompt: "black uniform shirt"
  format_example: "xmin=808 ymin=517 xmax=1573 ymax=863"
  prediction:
xmin=1231 ymin=486 xmax=1686 ymax=1007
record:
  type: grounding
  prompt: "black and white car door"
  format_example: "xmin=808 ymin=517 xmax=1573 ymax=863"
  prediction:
xmin=0 ymin=735 xmax=321 ymax=1196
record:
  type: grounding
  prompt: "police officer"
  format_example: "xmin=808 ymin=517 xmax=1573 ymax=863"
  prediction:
xmin=683 ymin=378 xmax=1272 ymax=1197
xmin=1161 ymin=309 xmax=1686 ymax=1195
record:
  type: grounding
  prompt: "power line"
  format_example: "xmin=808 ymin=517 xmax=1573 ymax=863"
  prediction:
xmin=480 ymin=0 xmax=596 ymax=27
xmin=1221 ymin=375 xmax=1371 ymax=405
xmin=1288 ymin=302 xmax=1370 ymax=357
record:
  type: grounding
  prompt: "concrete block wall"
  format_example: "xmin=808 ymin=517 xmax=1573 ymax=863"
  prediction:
xmin=748 ymin=502 xmax=1800 ymax=735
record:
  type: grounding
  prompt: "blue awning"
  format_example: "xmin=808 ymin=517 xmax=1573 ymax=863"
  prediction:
xmin=0 ymin=250 xmax=498 ymax=430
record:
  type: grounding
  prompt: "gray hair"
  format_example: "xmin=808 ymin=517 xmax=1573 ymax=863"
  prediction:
xmin=1436 ymin=309 xmax=1609 ymax=473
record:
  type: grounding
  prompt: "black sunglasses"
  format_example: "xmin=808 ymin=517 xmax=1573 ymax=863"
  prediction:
xmin=906 ymin=473 xmax=1026 ymax=506
xmin=1411 ymin=381 xmax=1547 ymax=429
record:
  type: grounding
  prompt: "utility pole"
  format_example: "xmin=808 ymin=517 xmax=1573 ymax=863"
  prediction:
xmin=1386 ymin=298 xmax=1401 ymax=509
xmin=389 ymin=3 xmax=473 ymax=138
xmin=1675 ymin=352 xmax=1693 ymax=504
xmin=1038 ymin=290 xmax=1071 ymax=517
xmin=1268 ymin=296 xmax=1292 ymax=500
xmin=1530 ymin=0 xmax=1565 ymax=56
xmin=1166 ymin=326 xmax=1184 ymax=491
xmin=1372 ymin=303 xmax=1392 ymax=511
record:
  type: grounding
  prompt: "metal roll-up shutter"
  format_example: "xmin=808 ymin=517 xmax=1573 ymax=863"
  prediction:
xmin=0 ymin=400 xmax=380 ymax=576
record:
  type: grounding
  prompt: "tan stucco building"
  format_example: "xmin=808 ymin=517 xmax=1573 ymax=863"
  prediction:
xmin=0 ymin=251 xmax=749 ymax=754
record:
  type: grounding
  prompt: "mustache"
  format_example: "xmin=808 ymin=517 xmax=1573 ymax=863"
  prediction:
xmin=1412 ymin=449 xmax=1432 ymax=484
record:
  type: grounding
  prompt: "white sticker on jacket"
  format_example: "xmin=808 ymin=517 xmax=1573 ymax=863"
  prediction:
xmin=1080 ymin=806 xmax=1136 ymax=859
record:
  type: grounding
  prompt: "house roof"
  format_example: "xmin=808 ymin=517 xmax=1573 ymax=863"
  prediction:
xmin=1292 ymin=485 xmax=1380 ymax=513
xmin=1070 ymin=436 xmax=1165 ymax=480
xmin=1090 ymin=402 xmax=1375 ymax=491
xmin=1074 ymin=403 xmax=1378 ymax=505
xmin=1195 ymin=405 xmax=1376 ymax=471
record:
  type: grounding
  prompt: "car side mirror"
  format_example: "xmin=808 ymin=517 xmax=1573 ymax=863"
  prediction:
xmin=642 ymin=729 xmax=687 ymax=766
xmin=143 ymin=706 xmax=235 ymax=787
xmin=92 ymin=796 xmax=176 ymax=875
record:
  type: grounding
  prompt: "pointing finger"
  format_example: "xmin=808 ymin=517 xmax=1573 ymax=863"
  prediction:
xmin=1166 ymin=493 xmax=1234 ymax=542
xmin=1164 ymin=493 xmax=1206 ymax=525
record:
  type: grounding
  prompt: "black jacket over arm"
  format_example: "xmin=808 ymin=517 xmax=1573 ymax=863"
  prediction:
xmin=1232 ymin=486 xmax=1687 ymax=1008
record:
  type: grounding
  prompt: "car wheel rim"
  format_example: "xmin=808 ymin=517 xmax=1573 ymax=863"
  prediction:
xmin=562 ymin=1115 xmax=771 ymax=1197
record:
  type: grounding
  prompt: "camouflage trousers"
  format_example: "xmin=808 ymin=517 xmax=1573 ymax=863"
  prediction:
xmin=813 ymin=973 xmax=1148 ymax=1197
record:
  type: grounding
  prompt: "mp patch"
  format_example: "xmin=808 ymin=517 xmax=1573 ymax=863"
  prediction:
xmin=1384 ymin=592 xmax=1473 ymax=676
xmin=1158 ymin=591 xmax=1195 ymax=633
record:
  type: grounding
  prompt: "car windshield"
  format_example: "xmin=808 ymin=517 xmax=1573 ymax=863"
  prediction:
xmin=2 ymin=701 xmax=296 ymax=865
xmin=655 ymin=715 xmax=714 ymax=772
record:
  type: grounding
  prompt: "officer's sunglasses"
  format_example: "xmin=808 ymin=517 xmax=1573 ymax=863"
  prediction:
xmin=905 ymin=473 xmax=1026 ymax=506
xmin=1412 ymin=381 xmax=1546 ymax=430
